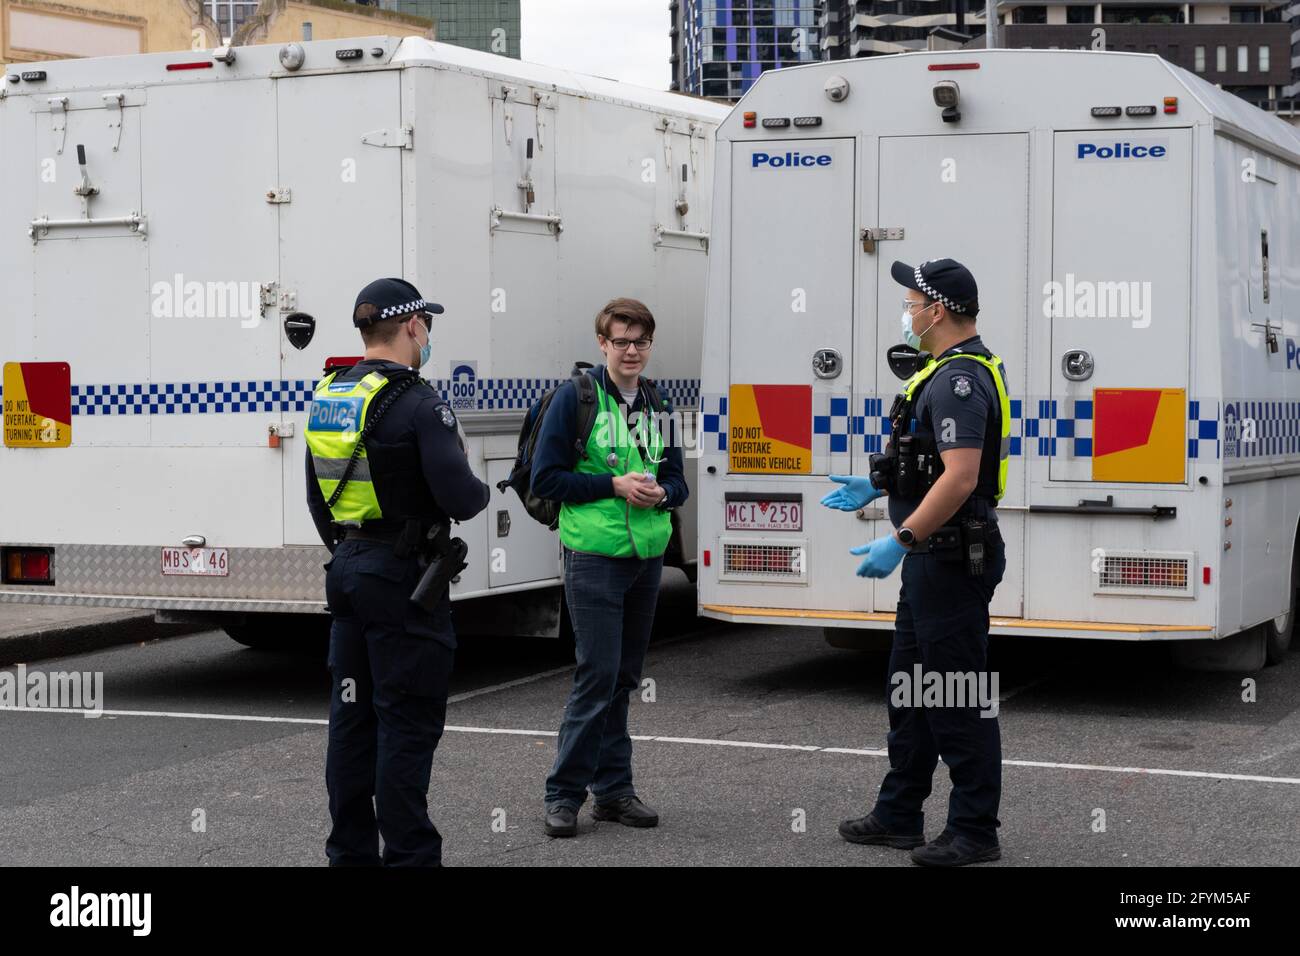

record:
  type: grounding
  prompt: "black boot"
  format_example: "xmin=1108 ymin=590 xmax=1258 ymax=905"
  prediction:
xmin=592 ymin=795 xmax=659 ymax=828
xmin=838 ymin=812 xmax=924 ymax=849
xmin=544 ymin=805 xmax=578 ymax=838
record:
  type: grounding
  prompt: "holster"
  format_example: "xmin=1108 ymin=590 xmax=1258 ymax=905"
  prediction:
xmin=410 ymin=523 xmax=468 ymax=612
xmin=920 ymin=525 xmax=963 ymax=560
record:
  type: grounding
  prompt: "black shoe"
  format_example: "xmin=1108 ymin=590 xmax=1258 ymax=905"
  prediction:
xmin=837 ymin=812 xmax=925 ymax=849
xmin=544 ymin=805 xmax=578 ymax=838
xmin=910 ymin=831 xmax=1001 ymax=867
xmin=592 ymin=795 xmax=659 ymax=828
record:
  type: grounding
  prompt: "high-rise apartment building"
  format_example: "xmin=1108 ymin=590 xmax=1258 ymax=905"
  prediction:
xmin=379 ymin=0 xmax=520 ymax=57
xmin=671 ymin=0 xmax=822 ymax=100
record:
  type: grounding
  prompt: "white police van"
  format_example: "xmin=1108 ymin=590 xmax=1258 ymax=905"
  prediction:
xmin=0 ymin=37 xmax=726 ymax=644
xmin=698 ymin=48 xmax=1300 ymax=669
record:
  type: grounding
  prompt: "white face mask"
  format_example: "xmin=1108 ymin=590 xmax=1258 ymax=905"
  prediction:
xmin=900 ymin=304 xmax=938 ymax=350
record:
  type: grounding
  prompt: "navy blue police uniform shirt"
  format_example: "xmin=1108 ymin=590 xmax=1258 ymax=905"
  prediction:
xmin=887 ymin=335 xmax=1000 ymax=528
xmin=305 ymin=359 xmax=491 ymax=550
xmin=531 ymin=366 xmax=689 ymax=509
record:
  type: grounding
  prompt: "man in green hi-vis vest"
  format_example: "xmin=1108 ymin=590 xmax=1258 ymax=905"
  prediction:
xmin=531 ymin=298 xmax=689 ymax=838
xmin=822 ymin=258 xmax=1011 ymax=867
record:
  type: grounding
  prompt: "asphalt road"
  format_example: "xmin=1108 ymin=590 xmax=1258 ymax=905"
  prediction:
xmin=2 ymin=572 xmax=1298 ymax=867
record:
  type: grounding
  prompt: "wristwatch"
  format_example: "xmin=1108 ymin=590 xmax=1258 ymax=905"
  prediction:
xmin=896 ymin=527 xmax=917 ymax=549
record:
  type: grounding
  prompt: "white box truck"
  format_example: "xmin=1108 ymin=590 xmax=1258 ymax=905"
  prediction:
xmin=697 ymin=49 xmax=1300 ymax=669
xmin=0 ymin=37 xmax=727 ymax=644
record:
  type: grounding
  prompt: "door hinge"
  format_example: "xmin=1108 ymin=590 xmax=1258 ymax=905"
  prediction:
xmin=265 ymin=187 xmax=292 ymax=204
xmin=102 ymin=92 xmax=125 ymax=152
xmin=48 ymin=96 xmax=68 ymax=154
xmin=361 ymin=125 xmax=413 ymax=149
xmin=861 ymin=227 xmax=904 ymax=253
xmin=259 ymin=281 xmax=277 ymax=317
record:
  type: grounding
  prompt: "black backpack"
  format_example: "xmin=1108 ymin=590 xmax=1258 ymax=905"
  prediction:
xmin=497 ymin=362 xmax=668 ymax=529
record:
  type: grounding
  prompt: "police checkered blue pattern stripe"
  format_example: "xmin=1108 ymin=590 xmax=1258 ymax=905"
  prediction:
xmin=698 ymin=394 xmax=1236 ymax=461
xmin=465 ymin=377 xmax=699 ymax=411
xmin=0 ymin=380 xmax=1255 ymax=462
xmin=49 ymin=378 xmax=702 ymax=417
xmin=1223 ymin=400 xmax=1297 ymax=459
xmin=70 ymin=381 xmax=316 ymax=416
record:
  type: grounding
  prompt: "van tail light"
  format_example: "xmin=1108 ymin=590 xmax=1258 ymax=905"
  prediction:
xmin=2 ymin=547 xmax=54 ymax=585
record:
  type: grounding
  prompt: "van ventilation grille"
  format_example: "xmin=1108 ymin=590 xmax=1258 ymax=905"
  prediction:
xmin=1094 ymin=550 xmax=1194 ymax=598
xmin=720 ymin=538 xmax=807 ymax=583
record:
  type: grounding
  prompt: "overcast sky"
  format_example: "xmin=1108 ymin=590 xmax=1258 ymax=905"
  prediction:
xmin=520 ymin=0 xmax=671 ymax=91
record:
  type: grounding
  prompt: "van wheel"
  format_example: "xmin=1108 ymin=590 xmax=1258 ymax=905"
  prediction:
xmin=823 ymin=627 xmax=891 ymax=651
xmin=1265 ymin=559 xmax=1298 ymax=665
xmin=224 ymin=616 xmax=329 ymax=654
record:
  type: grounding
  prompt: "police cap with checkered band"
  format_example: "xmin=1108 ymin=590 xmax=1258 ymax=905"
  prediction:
xmin=891 ymin=258 xmax=979 ymax=319
xmin=352 ymin=277 xmax=444 ymax=328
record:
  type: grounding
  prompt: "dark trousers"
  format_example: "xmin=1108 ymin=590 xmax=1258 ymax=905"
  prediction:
xmin=324 ymin=538 xmax=456 ymax=866
xmin=545 ymin=548 xmax=663 ymax=810
xmin=871 ymin=528 xmax=1006 ymax=845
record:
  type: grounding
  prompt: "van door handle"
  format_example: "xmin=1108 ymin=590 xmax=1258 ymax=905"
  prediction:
xmin=1062 ymin=349 xmax=1094 ymax=381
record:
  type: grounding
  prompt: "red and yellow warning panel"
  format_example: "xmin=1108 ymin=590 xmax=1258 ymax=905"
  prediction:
xmin=3 ymin=362 xmax=72 ymax=448
xmin=1092 ymin=387 xmax=1184 ymax=483
xmin=728 ymin=384 xmax=812 ymax=474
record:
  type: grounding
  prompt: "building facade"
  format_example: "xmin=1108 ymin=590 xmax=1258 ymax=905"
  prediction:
xmin=0 ymin=0 xmax=432 ymax=63
xmin=378 ymin=0 xmax=519 ymax=57
xmin=998 ymin=3 xmax=1294 ymax=114
xmin=671 ymin=0 xmax=822 ymax=100
xmin=816 ymin=1 xmax=1295 ymax=115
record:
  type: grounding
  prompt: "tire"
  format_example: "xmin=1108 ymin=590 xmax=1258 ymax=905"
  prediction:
xmin=823 ymin=627 xmax=892 ymax=651
xmin=1268 ymin=538 xmax=1300 ymax=665
xmin=1265 ymin=569 xmax=1297 ymax=666
xmin=224 ymin=615 xmax=329 ymax=654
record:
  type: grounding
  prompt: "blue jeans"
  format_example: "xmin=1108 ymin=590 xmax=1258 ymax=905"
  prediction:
xmin=545 ymin=548 xmax=663 ymax=810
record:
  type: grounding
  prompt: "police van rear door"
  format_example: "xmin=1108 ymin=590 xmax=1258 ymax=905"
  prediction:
xmin=1047 ymin=129 xmax=1193 ymax=484
xmin=869 ymin=133 xmax=1030 ymax=618
xmin=728 ymin=139 xmax=856 ymax=478
xmin=276 ymin=70 xmax=405 ymax=547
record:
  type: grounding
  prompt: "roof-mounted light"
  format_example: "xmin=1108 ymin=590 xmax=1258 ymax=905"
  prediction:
xmin=933 ymin=79 xmax=961 ymax=123
xmin=280 ymin=43 xmax=306 ymax=72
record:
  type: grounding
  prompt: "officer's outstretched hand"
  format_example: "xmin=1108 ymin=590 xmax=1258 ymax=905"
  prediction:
xmin=821 ymin=474 xmax=883 ymax=511
xmin=850 ymin=534 xmax=908 ymax=578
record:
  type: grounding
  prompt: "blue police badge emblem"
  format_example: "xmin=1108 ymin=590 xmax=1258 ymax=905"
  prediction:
xmin=439 ymin=405 xmax=457 ymax=428
xmin=952 ymin=375 xmax=972 ymax=399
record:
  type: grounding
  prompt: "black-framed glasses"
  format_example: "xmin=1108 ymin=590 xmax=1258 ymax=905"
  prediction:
xmin=605 ymin=336 xmax=653 ymax=352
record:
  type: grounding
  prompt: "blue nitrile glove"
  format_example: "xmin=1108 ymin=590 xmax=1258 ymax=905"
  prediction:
xmin=850 ymin=534 xmax=908 ymax=578
xmin=820 ymin=474 xmax=884 ymax=511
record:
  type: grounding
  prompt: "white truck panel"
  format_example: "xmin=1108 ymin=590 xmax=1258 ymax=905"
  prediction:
xmin=0 ymin=37 xmax=728 ymax=631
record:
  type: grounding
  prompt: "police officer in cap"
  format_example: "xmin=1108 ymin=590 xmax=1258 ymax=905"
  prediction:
xmin=821 ymin=258 xmax=1011 ymax=867
xmin=305 ymin=277 xmax=489 ymax=866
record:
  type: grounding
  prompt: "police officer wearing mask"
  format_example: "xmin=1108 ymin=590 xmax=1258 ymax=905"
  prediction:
xmin=821 ymin=259 xmax=1011 ymax=867
xmin=305 ymin=277 xmax=489 ymax=867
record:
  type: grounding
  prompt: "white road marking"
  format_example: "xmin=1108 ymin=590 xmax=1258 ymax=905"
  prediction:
xmin=4 ymin=704 xmax=1300 ymax=786
xmin=447 ymin=665 xmax=575 ymax=704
